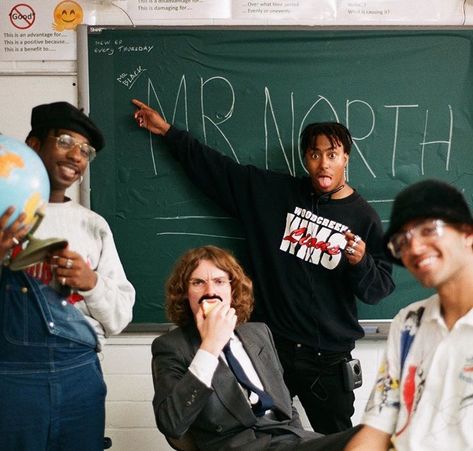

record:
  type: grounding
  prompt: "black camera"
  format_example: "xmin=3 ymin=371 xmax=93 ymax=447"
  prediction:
xmin=342 ymin=358 xmax=363 ymax=391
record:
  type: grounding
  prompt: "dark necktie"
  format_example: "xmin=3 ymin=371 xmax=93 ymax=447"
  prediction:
xmin=223 ymin=342 xmax=273 ymax=416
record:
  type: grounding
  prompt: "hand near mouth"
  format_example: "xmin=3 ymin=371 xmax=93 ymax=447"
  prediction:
xmin=198 ymin=294 xmax=223 ymax=318
xmin=201 ymin=299 xmax=221 ymax=318
xmin=196 ymin=298 xmax=236 ymax=357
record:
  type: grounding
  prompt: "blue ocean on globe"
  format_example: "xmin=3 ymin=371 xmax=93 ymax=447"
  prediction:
xmin=0 ymin=135 xmax=50 ymax=227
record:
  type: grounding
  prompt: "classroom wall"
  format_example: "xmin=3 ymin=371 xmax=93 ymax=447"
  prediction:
xmin=2 ymin=1 xmax=469 ymax=450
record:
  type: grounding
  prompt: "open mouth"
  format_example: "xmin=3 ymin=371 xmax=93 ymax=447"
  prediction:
xmin=415 ymin=255 xmax=437 ymax=270
xmin=317 ymin=175 xmax=332 ymax=189
xmin=58 ymin=163 xmax=79 ymax=180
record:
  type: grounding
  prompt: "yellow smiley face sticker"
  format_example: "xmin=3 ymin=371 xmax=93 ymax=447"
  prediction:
xmin=53 ymin=0 xmax=84 ymax=32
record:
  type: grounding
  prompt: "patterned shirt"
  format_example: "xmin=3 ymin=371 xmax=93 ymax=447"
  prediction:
xmin=362 ymin=294 xmax=473 ymax=450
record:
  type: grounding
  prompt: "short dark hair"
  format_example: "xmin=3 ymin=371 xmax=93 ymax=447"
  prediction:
xmin=165 ymin=246 xmax=254 ymax=327
xmin=300 ymin=122 xmax=353 ymax=157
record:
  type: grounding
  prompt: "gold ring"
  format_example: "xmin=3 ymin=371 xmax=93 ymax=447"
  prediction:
xmin=66 ymin=258 xmax=73 ymax=269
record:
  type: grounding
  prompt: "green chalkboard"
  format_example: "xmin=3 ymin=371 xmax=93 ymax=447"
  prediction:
xmin=81 ymin=26 xmax=473 ymax=325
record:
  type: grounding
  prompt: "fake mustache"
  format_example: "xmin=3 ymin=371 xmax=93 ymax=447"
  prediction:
xmin=198 ymin=294 xmax=223 ymax=304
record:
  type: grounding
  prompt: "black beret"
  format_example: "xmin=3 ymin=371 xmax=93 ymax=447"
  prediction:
xmin=384 ymin=179 xmax=473 ymax=265
xmin=30 ymin=101 xmax=105 ymax=151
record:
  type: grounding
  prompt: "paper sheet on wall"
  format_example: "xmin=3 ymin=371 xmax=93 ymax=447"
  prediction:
xmin=0 ymin=0 xmax=469 ymax=62
xmin=232 ymin=0 xmax=466 ymax=24
xmin=336 ymin=0 xmax=465 ymax=24
xmin=127 ymin=0 xmax=230 ymax=21
xmin=0 ymin=0 xmax=134 ymax=61
xmin=0 ymin=0 xmax=83 ymax=61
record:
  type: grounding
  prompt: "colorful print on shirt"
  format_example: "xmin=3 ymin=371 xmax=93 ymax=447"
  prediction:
xmin=279 ymin=206 xmax=350 ymax=269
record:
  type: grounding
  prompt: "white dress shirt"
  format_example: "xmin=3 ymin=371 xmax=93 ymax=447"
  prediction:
xmin=189 ymin=333 xmax=266 ymax=407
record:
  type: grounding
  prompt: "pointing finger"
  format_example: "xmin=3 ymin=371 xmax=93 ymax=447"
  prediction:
xmin=132 ymin=99 xmax=148 ymax=109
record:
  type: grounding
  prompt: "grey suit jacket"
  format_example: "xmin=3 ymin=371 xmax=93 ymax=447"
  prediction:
xmin=151 ymin=322 xmax=306 ymax=451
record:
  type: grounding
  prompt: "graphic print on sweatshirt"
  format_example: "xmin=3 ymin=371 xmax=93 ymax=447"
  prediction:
xmin=279 ymin=206 xmax=350 ymax=269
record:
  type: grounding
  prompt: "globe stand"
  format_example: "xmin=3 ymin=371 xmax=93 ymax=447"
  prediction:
xmin=9 ymin=210 xmax=68 ymax=271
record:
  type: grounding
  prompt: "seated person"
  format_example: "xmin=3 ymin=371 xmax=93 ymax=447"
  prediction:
xmin=345 ymin=179 xmax=473 ymax=451
xmin=151 ymin=245 xmax=360 ymax=451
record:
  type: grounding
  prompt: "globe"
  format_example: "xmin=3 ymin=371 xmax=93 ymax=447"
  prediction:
xmin=0 ymin=135 xmax=50 ymax=229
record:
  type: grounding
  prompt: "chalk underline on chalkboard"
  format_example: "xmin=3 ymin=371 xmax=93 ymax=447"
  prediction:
xmin=156 ymin=232 xmax=246 ymax=240
xmin=153 ymin=215 xmax=234 ymax=220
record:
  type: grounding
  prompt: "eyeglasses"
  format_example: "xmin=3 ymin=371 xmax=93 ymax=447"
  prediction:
xmin=188 ymin=277 xmax=232 ymax=291
xmin=387 ymin=219 xmax=446 ymax=259
xmin=48 ymin=134 xmax=96 ymax=162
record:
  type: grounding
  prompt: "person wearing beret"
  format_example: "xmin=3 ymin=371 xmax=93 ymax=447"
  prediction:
xmin=0 ymin=102 xmax=135 ymax=451
xmin=345 ymin=179 xmax=473 ymax=451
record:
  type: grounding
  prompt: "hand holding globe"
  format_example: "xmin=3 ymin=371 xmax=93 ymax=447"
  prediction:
xmin=0 ymin=135 xmax=67 ymax=270
xmin=0 ymin=207 xmax=28 ymax=261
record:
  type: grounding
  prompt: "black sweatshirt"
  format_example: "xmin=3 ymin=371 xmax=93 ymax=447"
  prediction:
xmin=164 ymin=126 xmax=394 ymax=351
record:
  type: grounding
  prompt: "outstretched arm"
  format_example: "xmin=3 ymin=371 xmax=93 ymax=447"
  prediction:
xmin=132 ymin=99 xmax=171 ymax=135
xmin=132 ymin=97 xmax=262 ymax=218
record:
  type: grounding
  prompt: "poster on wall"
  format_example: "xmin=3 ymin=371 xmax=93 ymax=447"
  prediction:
xmin=127 ymin=0 xmax=230 ymax=21
xmin=233 ymin=0 xmax=466 ymax=24
xmin=0 ymin=0 xmax=85 ymax=60
xmin=0 ymin=0 xmax=129 ymax=61
xmin=0 ymin=0 xmax=469 ymax=61
xmin=336 ymin=0 xmax=466 ymax=24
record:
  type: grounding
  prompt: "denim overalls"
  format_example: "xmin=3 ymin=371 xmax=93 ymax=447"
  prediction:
xmin=0 ymin=267 xmax=106 ymax=451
